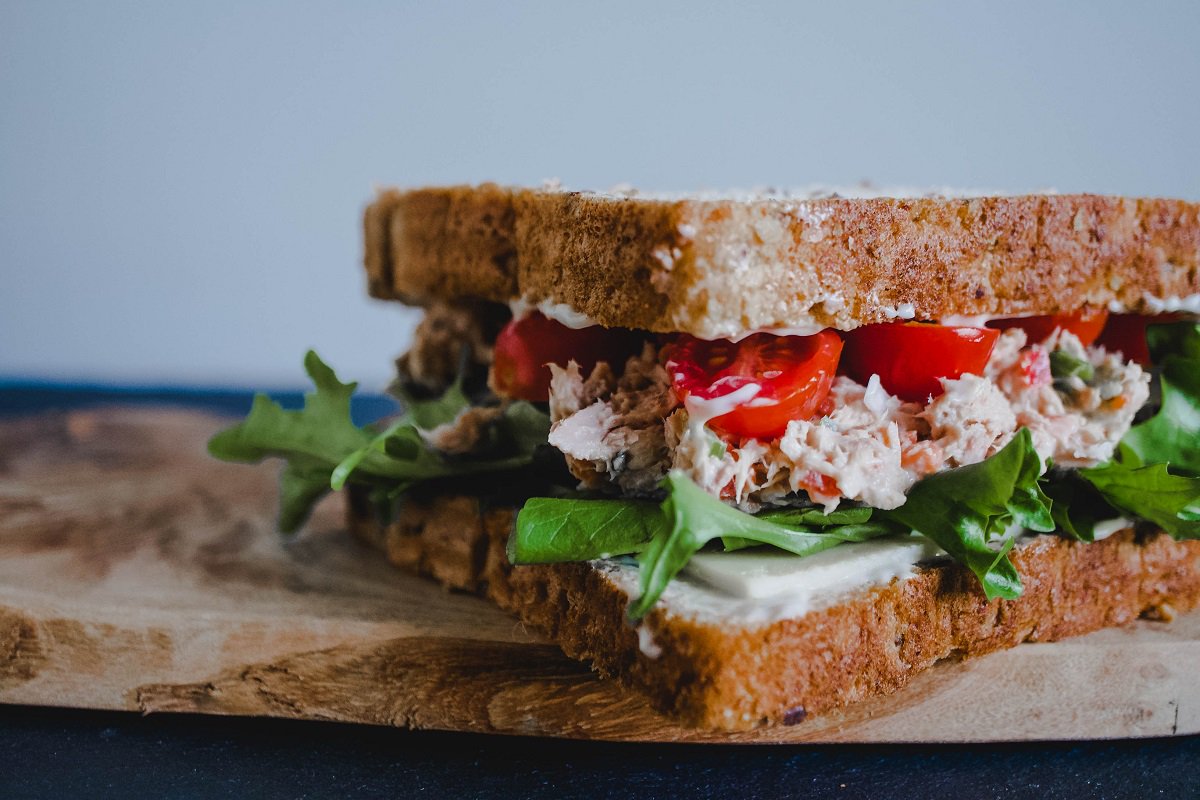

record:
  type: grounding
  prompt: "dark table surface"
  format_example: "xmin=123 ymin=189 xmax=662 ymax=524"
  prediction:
xmin=1 ymin=382 xmax=1197 ymax=800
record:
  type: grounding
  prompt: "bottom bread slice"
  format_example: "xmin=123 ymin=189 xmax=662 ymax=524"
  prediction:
xmin=346 ymin=488 xmax=1200 ymax=730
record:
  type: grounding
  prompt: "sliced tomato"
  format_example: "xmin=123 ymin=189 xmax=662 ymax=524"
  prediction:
xmin=840 ymin=322 xmax=999 ymax=403
xmin=663 ymin=331 xmax=843 ymax=440
xmin=490 ymin=312 xmax=643 ymax=402
xmin=987 ymin=309 xmax=1108 ymax=347
xmin=1095 ymin=313 xmax=1186 ymax=365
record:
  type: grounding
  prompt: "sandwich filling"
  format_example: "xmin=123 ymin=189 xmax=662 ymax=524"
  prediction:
xmin=209 ymin=300 xmax=1200 ymax=621
xmin=546 ymin=328 xmax=1147 ymax=513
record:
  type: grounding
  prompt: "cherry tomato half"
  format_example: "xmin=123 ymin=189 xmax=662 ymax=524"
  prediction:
xmin=663 ymin=331 xmax=843 ymax=441
xmin=491 ymin=312 xmax=644 ymax=402
xmin=987 ymin=309 xmax=1108 ymax=347
xmin=840 ymin=322 xmax=1000 ymax=403
xmin=1095 ymin=313 xmax=1187 ymax=366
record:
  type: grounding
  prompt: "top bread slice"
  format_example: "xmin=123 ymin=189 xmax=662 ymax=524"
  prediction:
xmin=364 ymin=184 xmax=1200 ymax=338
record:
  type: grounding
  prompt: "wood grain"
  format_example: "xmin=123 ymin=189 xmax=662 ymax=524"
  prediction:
xmin=0 ymin=408 xmax=1196 ymax=742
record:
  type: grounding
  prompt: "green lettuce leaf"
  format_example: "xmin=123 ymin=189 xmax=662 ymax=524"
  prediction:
xmin=1121 ymin=322 xmax=1200 ymax=474
xmin=209 ymin=350 xmax=549 ymax=533
xmin=881 ymin=428 xmax=1053 ymax=601
xmin=509 ymin=498 xmax=668 ymax=564
xmin=507 ymin=473 xmax=899 ymax=621
xmin=209 ymin=351 xmax=373 ymax=469
xmin=629 ymin=472 xmax=898 ymax=620
xmin=1040 ymin=470 xmax=1117 ymax=543
xmin=1072 ymin=321 xmax=1200 ymax=539
xmin=723 ymin=505 xmax=894 ymax=551
xmin=1080 ymin=447 xmax=1200 ymax=540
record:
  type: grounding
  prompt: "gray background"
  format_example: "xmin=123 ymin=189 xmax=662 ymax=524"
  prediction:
xmin=3 ymin=1 xmax=1198 ymax=388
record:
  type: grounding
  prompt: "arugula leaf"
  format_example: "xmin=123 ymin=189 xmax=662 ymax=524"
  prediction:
xmin=1074 ymin=320 xmax=1200 ymax=535
xmin=278 ymin=464 xmax=336 ymax=534
xmin=757 ymin=506 xmax=876 ymax=527
xmin=724 ymin=505 xmax=896 ymax=551
xmin=509 ymin=498 xmax=668 ymax=564
xmin=209 ymin=350 xmax=550 ymax=533
xmin=880 ymin=428 xmax=1053 ymax=601
xmin=1147 ymin=320 xmax=1200 ymax=362
xmin=396 ymin=380 xmax=472 ymax=430
xmin=507 ymin=473 xmax=899 ymax=620
xmin=208 ymin=351 xmax=374 ymax=531
xmin=1080 ymin=451 xmax=1200 ymax=540
xmin=1040 ymin=470 xmax=1117 ymax=543
xmin=209 ymin=351 xmax=372 ymax=469
xmin=628 ymin=472 xmax=897 ymax=620
xmin=1122 ymin=322 xmax=1200 ymax=475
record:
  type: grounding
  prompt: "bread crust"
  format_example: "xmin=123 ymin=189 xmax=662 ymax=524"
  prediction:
xmin=364 ymin=185 xmax=1200 ymax=337
xmin=346 ymin=489 xmax=1200 ymax=730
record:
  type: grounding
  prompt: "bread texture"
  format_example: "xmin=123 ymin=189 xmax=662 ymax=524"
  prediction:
xmin=364 ymin=185 xmax=1200 ymax=338
xmin=346 ymin=488 xmax=1200 ymax=730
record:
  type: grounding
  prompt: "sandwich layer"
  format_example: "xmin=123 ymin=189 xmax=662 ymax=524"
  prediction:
xmin=364 ymin=185 xmax=1200 ymax=338
xmin=346 ymin=488 xmax=1200 ymax=730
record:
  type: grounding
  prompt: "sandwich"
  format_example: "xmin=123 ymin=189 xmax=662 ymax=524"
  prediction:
xmin=209 ymin=184 xmax=1200 ymax=730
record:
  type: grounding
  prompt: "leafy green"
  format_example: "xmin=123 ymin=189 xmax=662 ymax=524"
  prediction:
xmin=880 ymin=429 xmax=1053 ymax=601
xmin=1072 ymin=320 xmax=1200 ymax=538
xmin=209 ymin=350 xmax=549 ymax=533
xmin=507 ymin=473 xmax=900 ymax=621
xmin=1040 ymin=470 xmax=1116 ymax=543
xmin=629 ymin=472 xmax=897 ymax=620
xmin=1147 ymin=320 xmax=1200 ymax=362
xmin=757 ymin=506 xmax=876 ymax=527
xmin=725 ymin=505 xmax=896 ymax=551
xmin=1080 ymin=447 xmax=1200 ymax=540
xmin=397 ymin=380 xmax=472 ymax=430
xmin=1121 ymin=322 xmax=1200 ymax=475
xmin=209 ymin=351 xmax=372 ymax=470
xmin=278 ymin=464 xmax=337 ymax=534
xmin=208 ymin=351 xmax=373 ymax=532
xmin=509 ymin=498 xmax=668 ymax=564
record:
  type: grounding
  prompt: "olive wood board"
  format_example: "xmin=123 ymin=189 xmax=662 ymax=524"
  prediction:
xmin=0 ymin=408 xmax=1196 ymax=742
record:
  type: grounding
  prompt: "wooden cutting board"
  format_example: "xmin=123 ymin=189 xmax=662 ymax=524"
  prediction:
xmin=0 ymin=407 xmax=1196 ymax=742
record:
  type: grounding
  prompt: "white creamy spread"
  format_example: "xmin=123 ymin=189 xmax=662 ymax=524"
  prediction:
xmin=684 ymin=536 xmax=946 ymax=600
xmin=636 ymin=624 xmax=663 ymax=658
xmin=1091 ymin=517 xmax=1135 ymax=541
xmin=1142 ymin=291 xmax=1200 ymax=314
xmin=508 ymin=296 xmax=596 ymax=329
xmin=611 ymin=520 xmax=1135 ymax=629
xmin=594 ymin=533 xmax=955 ymax=627
xmin=511 ymin=293 xmax=1200 ymax=339
xmin=682 ymin=383 xmax=763 ymax=429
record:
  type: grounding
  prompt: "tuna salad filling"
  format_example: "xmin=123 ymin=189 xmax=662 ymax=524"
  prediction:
xmin=547 ymin=329 xmax=1149 ymax=513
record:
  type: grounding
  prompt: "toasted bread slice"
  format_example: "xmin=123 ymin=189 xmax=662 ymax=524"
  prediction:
xmin=364 ymin=185 xmax=1200 ymax=338
xmin=346 ymin=488 xmax=1200 ymax=730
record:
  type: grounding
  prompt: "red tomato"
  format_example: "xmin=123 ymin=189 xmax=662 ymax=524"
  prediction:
xmin=1017 ymin=349 xmax=1051 ymax=388
xmin=663 ymin=331 xmax=843 ymax=440
xmin=840 ymin=323 xmax=1000 ymax=402
xmin=987 ymin=309 xmax=1108 ymax=347
xmin=491 ymin=312 xmax=643 ymax=402
xmin=1095 ymin=313 xmax=1186 ymax=365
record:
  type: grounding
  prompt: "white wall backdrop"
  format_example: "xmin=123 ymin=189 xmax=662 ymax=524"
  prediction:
xmin=3 ymin=2 xmax=1199 ymax=389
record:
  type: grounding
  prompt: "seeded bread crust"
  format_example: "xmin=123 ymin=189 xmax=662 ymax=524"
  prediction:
xmin=364 ymin=185 xmax=1200 ymax=338
xmin=346 ymin=488 xmax=1200 ymax=730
